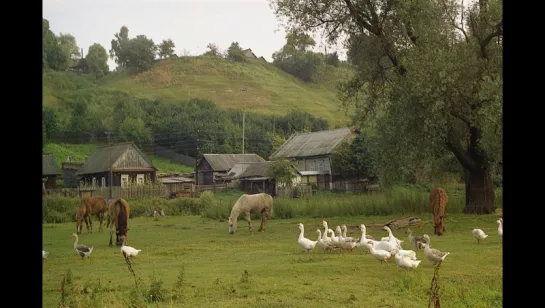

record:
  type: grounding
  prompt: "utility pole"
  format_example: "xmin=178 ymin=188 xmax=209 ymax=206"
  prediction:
xmin=195 ymin=129 xmax=199 ymax=185
xmin=242 ymin=112 xmax=245 ymax=174
xmin=107 ymin=132 xmax=113 ymax=198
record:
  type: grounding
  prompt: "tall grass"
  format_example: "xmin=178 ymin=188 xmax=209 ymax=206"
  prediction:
xmin=42 ymin=185 xmax=503 ymax=223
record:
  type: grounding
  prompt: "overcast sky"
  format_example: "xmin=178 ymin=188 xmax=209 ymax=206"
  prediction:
xmin=43 ymin=0 xmax=345 ymax=71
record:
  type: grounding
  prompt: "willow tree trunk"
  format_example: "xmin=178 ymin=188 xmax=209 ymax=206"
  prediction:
xmin=463 ymin=166 xmax=495 ymax=214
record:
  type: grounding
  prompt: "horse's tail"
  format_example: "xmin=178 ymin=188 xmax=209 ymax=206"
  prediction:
xmin=116 ymin=199 xmax=130 ymax=236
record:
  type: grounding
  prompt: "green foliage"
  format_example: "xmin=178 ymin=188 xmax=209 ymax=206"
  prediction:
xmin=331 ymin=133 xmax=377 ymax=179
xmin=43 ymin=107 xmax=58 ymax=139
xmin=85 ymin=43 xmax=109 ymax=77
xmin=264 ymin=160 xmax=296 ymax=186
xmin=203 ymin=43 xmax=222 ymax=57
xmin=226 ymin=42 xmax=246 ymax=62
xmin=57 ymin=33 xmax=80 ymax=67
xmin=118 ymin=117 xmax=154 ymax=146
xmin=43 ymin=19 xmax=69 ymax=71
xmin=157 ymin=39 xmax=176 ymax=59
xmin=325 ymin=52 xmax=340 ymax=67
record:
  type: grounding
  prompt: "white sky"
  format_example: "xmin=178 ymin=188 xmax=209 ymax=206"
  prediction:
xmin=43 ymin=0 xmax=346 ymax=71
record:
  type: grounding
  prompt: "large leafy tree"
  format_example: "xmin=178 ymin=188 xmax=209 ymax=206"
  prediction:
xmin=270 ymin=0 xmax=502 ymax=214
xmin=85 ymin=43 xmax=109 ymax=76
xmin=158 ymin=39 xmax=176 ymax=59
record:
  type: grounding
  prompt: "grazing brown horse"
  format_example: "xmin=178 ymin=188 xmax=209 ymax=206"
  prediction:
xmin=107 ymin=198 xmax=130 ymax=247
xmin=430 ymin=187 xmax=448 ymax=236
xmin=76 ymin=196 xmax=108 ymax=234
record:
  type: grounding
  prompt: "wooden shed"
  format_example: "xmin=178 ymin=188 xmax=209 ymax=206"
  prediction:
xmin=76 ymin=142 xmax=157 ymax=188
xmin=196 ymin=154 xmax=265 ymax=185
xmin=42 ymin=153 xmax=61 ymax=190
xmin=238 ymin=161 xmax=276 ymax=196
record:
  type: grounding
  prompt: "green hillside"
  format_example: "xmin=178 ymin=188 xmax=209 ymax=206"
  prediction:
xmin=43 ymin=56 xmax=355 ymax=127
xmin=44 ymin=143 xmax=194 ymax=174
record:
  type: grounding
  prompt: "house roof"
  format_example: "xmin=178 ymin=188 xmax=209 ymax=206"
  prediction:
xmin=227 ymin=163 xmax=251 ymax=178
xmin=161 ymin=176 xmax=194 ymax=184
xmin=76 ymin=142 xmax=157 ymax=175
xmin=269 ymin=127 xmax=355 ymax=159
xmin=201 ymin=154 xmax=265 ymax=172
xmin=43 ymin=153 xmax=61 ymax=175
xmin=242 ymin=48 xmax=257 ymax=59
xmin=240 ymin=162 xmax=270 ymax=178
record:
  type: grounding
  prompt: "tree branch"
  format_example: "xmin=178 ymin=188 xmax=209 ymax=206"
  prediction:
xmin=445 ymin=130 xmax=477 ymax=171
xmin=480 ymin=19 xmax=503 ymax=59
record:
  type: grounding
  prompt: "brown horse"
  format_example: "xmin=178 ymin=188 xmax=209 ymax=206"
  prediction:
xmin=76 ymin=196 xmax=108 ymax=234
xmin=107 ymin=198 xmax=130 ymax=247
xmin=430 ymin=187 xmax=448 ymax=236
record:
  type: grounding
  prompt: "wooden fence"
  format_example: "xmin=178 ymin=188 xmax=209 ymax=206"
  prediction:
xmin=43 ymin=180 xmax=380 ymax=199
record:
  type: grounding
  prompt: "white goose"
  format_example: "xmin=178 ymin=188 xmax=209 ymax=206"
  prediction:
xmin=390 ymin=248 xmax=417 ymax=261
xmin=120 ymin=235 xmax=141 ymax=263
xmin=71 ymin=233 xmax=94 ymax=259
xmin=394 ymin=251 xmax=422 ymax=273
xmin=328 ymin=228 xmax=341 ymax=248
xmin=357 ymin=224 xmax=384 ymax=253
xmin=341 ymin=225 xmax=359 ymax=242
xmin=42 ymin=250 xmax=49 ymax=260
xmin=472 ymin=229 xmax=488 ymax=243
xmin=316 ymin=229 xmax=335 ymax=252
xmin=336 ymin=225 xmax=357 ymax=252
xmin=322 ymin=221 xmax=339 ymax=246
xmin=298 ymin=223 xmax=318 ymax=253
xmin=422 ymin=243 xmax=450 ymax=266
xmin=383 ymin=226 xmax=404 ymax=249
xmin=366 ymin=241 xmax=392 ymax=266
xmin=497 ymin=219 xmax=503 ymax=242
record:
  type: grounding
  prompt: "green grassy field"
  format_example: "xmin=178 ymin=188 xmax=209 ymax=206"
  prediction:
xmin=43 ymin=143 xmax=194 ymax=174
xmin=43 ymin=57 xmax=354 ymax=127
xmin=43 ymin=212 xmax=502 ymax=307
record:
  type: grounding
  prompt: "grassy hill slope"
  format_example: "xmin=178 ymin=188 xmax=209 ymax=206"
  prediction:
xmin=43 ymin=56 xmax=355 ymax=126
xmin=44 ymin=143 xmax=194 ymax=174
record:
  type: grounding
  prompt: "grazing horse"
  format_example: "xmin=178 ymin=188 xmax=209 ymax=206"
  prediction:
xmin=430 ymin=187 xmax=448 ymax=236
xmin=107 ymin=198 xmax=131 ymax=247
xmin=76 ymin=196 xmax=108 ymax=234
xmin=228 ymin=193 xmax=273 ymax=234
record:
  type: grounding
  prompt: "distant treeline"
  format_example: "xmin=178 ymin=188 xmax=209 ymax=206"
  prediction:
xmin=44 ymin=98 xmax=329 ymax=160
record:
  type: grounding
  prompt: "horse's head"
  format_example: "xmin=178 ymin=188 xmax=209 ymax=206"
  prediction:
xmin=76 ymin=212 xmax=83 ymax=234
xmin=228 ymin=217 xmax=237 ymax=234
xmin=434 ymin=215 xmax=445 ymax=236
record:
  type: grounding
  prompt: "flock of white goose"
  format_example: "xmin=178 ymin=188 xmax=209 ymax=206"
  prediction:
xmin=297 ymin=217 xmax=503 ymax=272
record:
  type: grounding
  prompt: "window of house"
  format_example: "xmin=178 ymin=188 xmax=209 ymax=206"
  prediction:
xmin=309 ymin=161 xmax=315 ymax=171
xmin=317 ymin=160 xmax=324 ymax=172
xmin=101 ymin=177 xmax=106 ymax=187
xmin=121 ymin=174 xmax=129 ymax=188
xmin=137 ymin=174 xmax=144 ymax=186
xmin=92 ymin=177 xmax=97 ymax=187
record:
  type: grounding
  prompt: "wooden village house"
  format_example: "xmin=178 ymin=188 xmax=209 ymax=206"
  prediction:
xmin=76 ymin=142 xmax=157 ymax=188
xmin=196 ymin=154 xmax=265 ymax=185
xmin=236 ymin=162 xmax=276 ymax=195
xmin=43 ymin=153 xmax=61 ymax=190
xmin=269 ymin=127 xmax=356 ymax=190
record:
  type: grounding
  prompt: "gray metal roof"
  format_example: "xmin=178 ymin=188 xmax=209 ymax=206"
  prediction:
xmin=76 ymin=142 xmax=157 ymax=175
xmin=43 ymin=153 xmax=61 ymax=175
xmin=201 ymin=154 xmax=265 ymax=171
xmin=269 ymin=127 xmax=355 ymax=159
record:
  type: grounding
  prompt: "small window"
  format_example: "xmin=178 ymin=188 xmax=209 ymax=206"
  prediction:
xmin=92 ymin=177 xmax=97 ymax=187
xmin=137 ymin=174 xmax=144 ymax=186
xmin=101 ymin=177 xmax=106 ymax=187
xmin=121 ymin=174 xmax=129 ymax=188
xmin=309 ymin=161 xmax=315 ymax=171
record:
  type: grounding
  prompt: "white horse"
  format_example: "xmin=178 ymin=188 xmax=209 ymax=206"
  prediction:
xmin=228 ymin=193 xmax=273 ymax=234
